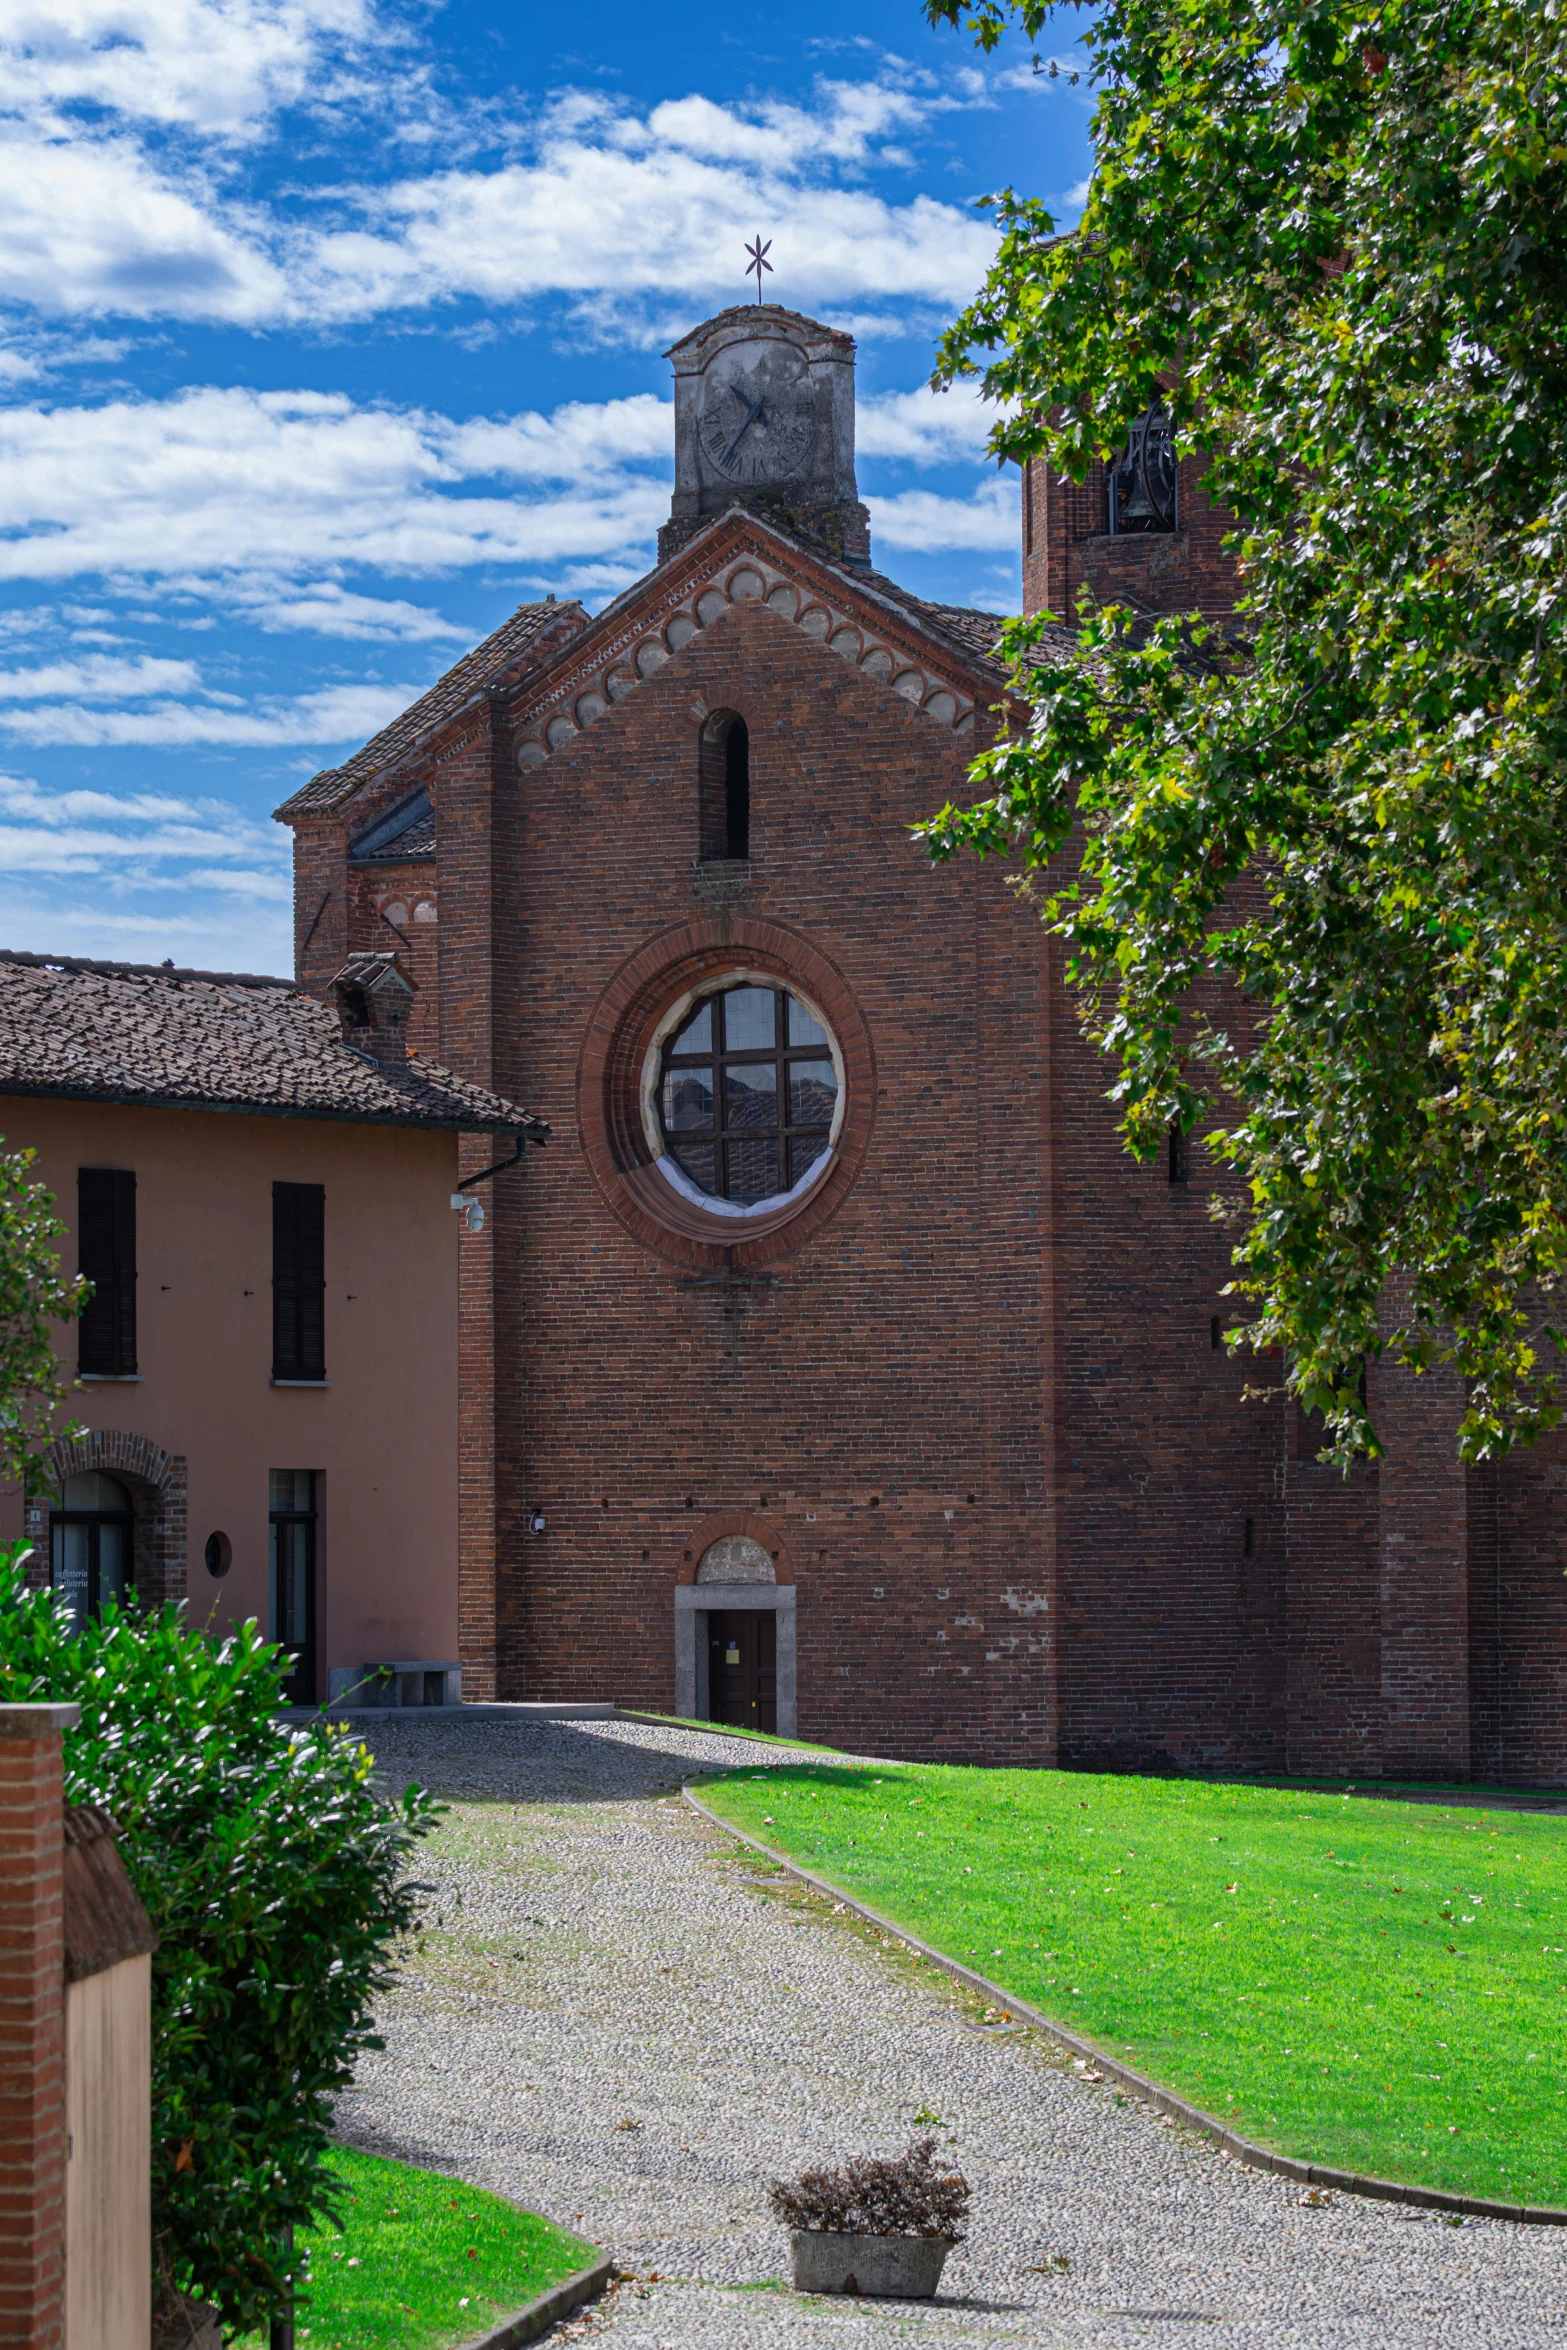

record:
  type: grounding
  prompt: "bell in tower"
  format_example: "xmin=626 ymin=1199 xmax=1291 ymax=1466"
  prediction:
xmin=1108 ymin=398 xmax=1178 ymax=535
xmin=657 ymin=305 xmax=872 ymax=569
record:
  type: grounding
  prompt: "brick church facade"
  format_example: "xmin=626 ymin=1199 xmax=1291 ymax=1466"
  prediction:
xmin=277 ymin=308 xmax=1567 ymax=1784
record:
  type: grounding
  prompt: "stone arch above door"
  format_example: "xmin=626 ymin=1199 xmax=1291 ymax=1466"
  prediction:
xmin=24 ymin=1430 xmax=187 ymax=1609
xmin=695 ymin=1534 xmax=775 ymax=1585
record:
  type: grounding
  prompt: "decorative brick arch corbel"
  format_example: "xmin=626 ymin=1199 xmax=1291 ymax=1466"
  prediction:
xmin=24 ymin=1430 xmax=188 ymax=1610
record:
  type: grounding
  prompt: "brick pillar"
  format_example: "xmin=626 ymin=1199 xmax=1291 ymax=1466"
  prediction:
xmin=0 ymin=1702 xmax=80 ymax=2350
xmin=1372 ymin=1347 xmax=1471 ymax=1780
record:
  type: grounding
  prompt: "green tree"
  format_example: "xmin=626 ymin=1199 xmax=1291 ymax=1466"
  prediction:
xmin=0 ymin=1562 xmax=438 ymax=2332
xmin=919 ymin=0 xmax=1567 ymax=1460
xmin=0 ymin=1142 xmax=85 ymax=1478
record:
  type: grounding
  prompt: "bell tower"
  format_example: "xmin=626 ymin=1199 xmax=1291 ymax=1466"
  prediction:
xmin=658 ymin=304 xmax=872 ymax=569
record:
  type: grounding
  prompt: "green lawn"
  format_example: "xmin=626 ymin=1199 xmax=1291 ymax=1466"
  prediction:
xmin=255 ymin=2148 xmax=596 ymax=2350
xmin=700 ymin=1762 xmax=1567 ymax=2207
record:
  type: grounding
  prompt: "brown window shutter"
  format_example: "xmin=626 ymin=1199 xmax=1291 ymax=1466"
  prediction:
xmin=77 ymin=1168 xmax=136 ymax=1376
xmin=272 ymin=1182 xmax=325 ymax=1380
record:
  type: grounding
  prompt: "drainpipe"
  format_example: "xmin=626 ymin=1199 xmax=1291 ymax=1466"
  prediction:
xmin=450 ymin=1126 xmax=547 ymax=1232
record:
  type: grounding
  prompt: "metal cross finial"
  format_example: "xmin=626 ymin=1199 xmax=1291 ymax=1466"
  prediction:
xmin=744 ymin=235 xmax=773 ymax=305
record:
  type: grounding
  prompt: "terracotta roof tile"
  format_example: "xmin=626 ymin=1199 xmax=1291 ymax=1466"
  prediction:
xmin=0 ymin=953 xmax=545 ymax=1138
xmin=274 ymin=600 xmax=587 ymax=822
xmin=851 ymin=571 xmax=1084 ymax=676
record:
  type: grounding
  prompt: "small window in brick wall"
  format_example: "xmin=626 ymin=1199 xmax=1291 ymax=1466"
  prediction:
xmin=1168 ymin=1121 xmax=1190 ymax=1185
xmin=77 ymin=1167 xmax=136 ymax=1376
xmin=699 ymin=710 xmax=749 ymax=861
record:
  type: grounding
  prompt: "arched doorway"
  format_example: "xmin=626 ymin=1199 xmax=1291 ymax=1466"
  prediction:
xmin=50 ymin=1472 xmax=134 ymax=1632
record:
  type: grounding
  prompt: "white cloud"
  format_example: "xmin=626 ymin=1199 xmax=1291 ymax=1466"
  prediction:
xmin=0 ymin=679 xmax=413 ymax=746
xmin=0 ymin=652 xmax=201 ymax=700
xmin=0 ymin=127 xmax=288 ymax=323
xmin=867 ymin=474 xmax=1019 ymax=553
xmin=0 ymin=385 xmax=677 ymax=592
xmin=0 ymin=65 xmax=998 ymax=330
xmin=224 ymin=581 xmax=468 ymax=641
xmin=2 ymin=0 xmax=381 ymax=137
xmin=0 ymin=771 xmax=287 ymax=935
xmin=856 ymin=380 xmax=999 ymax=465
xmin=304 ymin=131 xmax=994 ymax=328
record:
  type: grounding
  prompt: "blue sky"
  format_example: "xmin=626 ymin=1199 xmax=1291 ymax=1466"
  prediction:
xmin=0 ymin=0 xmax=1092 ymax=974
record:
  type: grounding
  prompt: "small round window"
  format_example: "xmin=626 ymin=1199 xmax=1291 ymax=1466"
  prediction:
xmin=655 ymin=981 xmax=842 ymax=1213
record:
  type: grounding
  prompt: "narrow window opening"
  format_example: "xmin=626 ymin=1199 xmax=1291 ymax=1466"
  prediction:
xmin=699 ymin=709 xmax=749 ymax=862
xmin=1243 ymin=1517 xmax=1255 ymax=1559
xmin=725 ymin=717 xmax=750 ymax=858
xmin=77 ymin=1167 xmax=136 ymax=1376
xmin=1023 ymin=458 xmax=1034 ymax=559
xmin=1210 ymin=1314 xmax=1222 ymax=1351
xmin=1168 ymin=1122 xmax=1189 ymax=1185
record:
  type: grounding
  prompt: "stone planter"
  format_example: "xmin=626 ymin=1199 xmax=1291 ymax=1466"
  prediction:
xmin=789 ymin=2231 xmax=951 ymax=2299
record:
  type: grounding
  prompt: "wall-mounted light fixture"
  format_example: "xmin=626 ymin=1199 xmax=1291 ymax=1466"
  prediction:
xmin=529 ymin=1510 xmax=547 ymax=1535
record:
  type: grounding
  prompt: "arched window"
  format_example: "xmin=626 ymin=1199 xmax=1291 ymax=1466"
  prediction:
xmin=50 ymin=1471 xmax=133 ymax=1631
xmin=659 ymin=981 xmax=838 ymax=1206
xmin=699 ymin=710 xmax=749 ymax=861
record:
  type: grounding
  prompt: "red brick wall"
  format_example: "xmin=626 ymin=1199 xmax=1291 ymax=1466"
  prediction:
xmin=0 ymin=1705 xmax=74 ymax=2350
xmin=465 ymin=586 xmax=1291 ymax=1766
xmin=1023 ymin=450 xmax=1240 ymax=625
xmin=286 ymin=497 xmax=1567 ymax=1782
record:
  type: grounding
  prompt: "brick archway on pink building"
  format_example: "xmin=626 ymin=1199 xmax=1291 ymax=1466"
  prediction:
xmin=25 ymin=1430 xmax=188 ymax=1611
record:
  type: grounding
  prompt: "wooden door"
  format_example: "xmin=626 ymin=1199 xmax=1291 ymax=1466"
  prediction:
xmin=708 ymin=1610 xmax=777 ymax=1733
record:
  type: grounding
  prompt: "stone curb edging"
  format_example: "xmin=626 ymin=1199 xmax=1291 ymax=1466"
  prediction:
xmin=453 ymin=2255 xmax=616 ymax=2350
xmin=682 ymin=1785 xmax=1567 ymax=2231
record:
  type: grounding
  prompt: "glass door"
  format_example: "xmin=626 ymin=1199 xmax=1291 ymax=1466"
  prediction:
xmin=269 ymin=1470 xmax=317 ymax=1704
xmin=49 ymin=1472 xmax=134 ymax=1633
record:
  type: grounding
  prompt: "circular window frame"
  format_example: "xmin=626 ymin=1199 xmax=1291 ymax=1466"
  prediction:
xmin=642 ymin=969 xmax=847 ymax=1222
xmin=578 ymin=916 xmax=876 ymax=1270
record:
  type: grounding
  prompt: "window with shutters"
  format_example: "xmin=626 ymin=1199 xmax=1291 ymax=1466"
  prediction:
xmin=77 ymin=1168 xmax=136 ymax=1376
xmin=272 ymin=1182 xmax=326 ymax=1381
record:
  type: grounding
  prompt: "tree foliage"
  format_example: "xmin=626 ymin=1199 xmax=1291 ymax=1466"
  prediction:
xmin=0 ymin=1142 xmax=84 ymax=1480
xmin=920 ymin=0 xmax=1567 ymax=1460
xmin=0 ymin=1557 xmax=439 ymax=2332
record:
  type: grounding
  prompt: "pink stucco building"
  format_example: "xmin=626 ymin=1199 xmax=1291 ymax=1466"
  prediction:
xmin=0 ymin=947 xmax=543 ymax=1705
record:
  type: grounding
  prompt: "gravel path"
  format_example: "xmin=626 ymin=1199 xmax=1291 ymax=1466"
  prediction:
xmin=333 ymin=1711 xmax=1567 ymax=2350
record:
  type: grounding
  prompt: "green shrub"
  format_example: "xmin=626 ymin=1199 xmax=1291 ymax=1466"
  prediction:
xmin=0 ymin=1550 xmax=438 ymax=2332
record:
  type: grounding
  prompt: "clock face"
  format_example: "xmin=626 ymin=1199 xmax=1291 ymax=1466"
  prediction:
xmin=698 ymin=342 xmax=813 ymax=487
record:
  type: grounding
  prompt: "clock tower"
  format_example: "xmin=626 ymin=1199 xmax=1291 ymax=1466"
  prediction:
xmin=658 ymin=304 xmax=872 ymax=569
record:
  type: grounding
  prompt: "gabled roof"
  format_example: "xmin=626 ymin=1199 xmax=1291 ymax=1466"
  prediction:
xmin=271 ymin=506 xmax=1064 ymax=837
xmin=274 ymin=598 xmax=587 ymax=823
xmin=503 ymin=507 xmax=1021 ymax=780
xmin=0 ymin=952 xmax=546 ymax=1138
xmin=857 ymin=573 xmax=1082 ymax=674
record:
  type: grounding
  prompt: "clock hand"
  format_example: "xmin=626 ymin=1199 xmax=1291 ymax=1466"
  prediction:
xmin=722 ymin=394 xmax=770 ymax=468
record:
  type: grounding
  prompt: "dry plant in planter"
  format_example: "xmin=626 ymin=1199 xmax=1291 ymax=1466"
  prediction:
xmin=768 ymin=2137 xmax=971 ymax=2300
